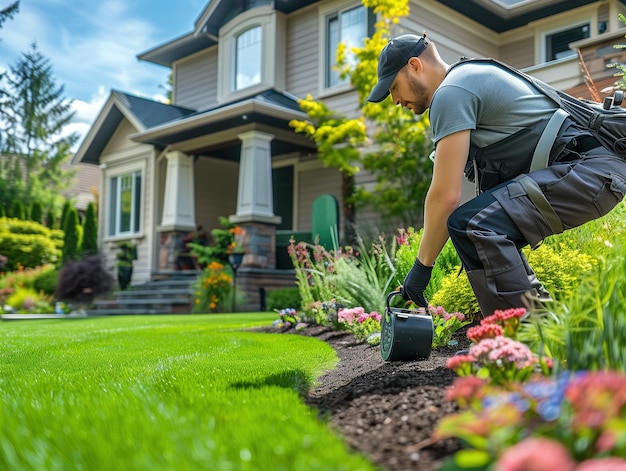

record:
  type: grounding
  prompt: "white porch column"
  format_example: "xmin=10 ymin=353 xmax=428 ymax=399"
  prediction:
xmin=231 ymin=130 xmax=281 ymax=224
xmin=160 ymin=150 xmax=196 ymax=230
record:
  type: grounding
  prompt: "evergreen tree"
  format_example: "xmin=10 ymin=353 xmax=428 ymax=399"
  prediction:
xmin=0 ymin=42 xmax=77 ymax=207
xmin=11 ymin=199 xmax=25 ymax=219
xmin=0 ymin=2 xmax=18 ymax=30
xmin=62 ymin=206 xmax=79 ymax=264
xmin=81 ymin=202 xmax=98 ymax=255
xmin=59 ymin=200 xmax=71 ymax=231
xmin=30 ymin=200 xmax=42 ymax=223
xmin=0 ymin=204 xmax=4 ymax=217
xmin=45 ymin=207 xmax=55 ymax=228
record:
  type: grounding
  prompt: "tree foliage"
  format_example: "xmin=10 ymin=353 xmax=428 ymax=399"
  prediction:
xmin=81 ymin=202 xmax=98 ymax=256
xmin=62 ymin=205 xmax=79 ymax=264
xmin=0 ymin=42 xmax=77 ymax=210
xmin=0 ymin=1 xmax=18 ymax=31
xmin=289 ymin=0 xmax=433 ymax=230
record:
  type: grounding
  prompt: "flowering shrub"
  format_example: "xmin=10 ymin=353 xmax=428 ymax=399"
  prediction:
xmin=192 ymin=261 xmax=232 ymax=313
xmin=437 ymin=306 xmax=626 ymax=469
xmin=306 ymin=299 xmax=344 ymax=328
xmin=337 ymin=306 xmax=382 ymax=344
xmin=437 ymin=371 xmax=626 ymax=469
xmin=429 ymin=306 xmax=471 ymax=347
xmin=446 ymin=308 xmax=552 ymax=385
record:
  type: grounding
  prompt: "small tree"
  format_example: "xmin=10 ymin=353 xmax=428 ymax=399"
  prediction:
xmin=62 ymin=206 xmax=79 ymax=264
xmin=290 ymin=0 xmax=432 ymax=232
xmin=11 ymin=200 xmax=25 ymax=220
xmin=45 ymin=207 xmax=55 ymax=228
xmin=81 ymin=202 xmax=98 ymax=255
xmin=30 ymin=201 xmax=42 ymax=223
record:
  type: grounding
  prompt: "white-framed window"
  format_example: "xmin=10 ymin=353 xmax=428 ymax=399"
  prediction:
xmin=325 ymin=4 xmax=368 ymax=88
xmin=234 ymin=26 xmax=262 ymax=91
xmin=108 ymin=170 xmax=142 ymax=236
xmin=545 ymin=23 xmax=590 ymax=61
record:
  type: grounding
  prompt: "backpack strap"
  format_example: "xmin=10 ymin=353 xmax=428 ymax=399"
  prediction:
xmin=448 ymin=57 xmax=569 ymax=174
xmin=530 ymin=108 xmax=569 ymax=172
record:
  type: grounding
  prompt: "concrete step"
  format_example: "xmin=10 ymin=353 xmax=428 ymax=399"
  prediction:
xmin=114 ymin=288 xmax=194 ymax=299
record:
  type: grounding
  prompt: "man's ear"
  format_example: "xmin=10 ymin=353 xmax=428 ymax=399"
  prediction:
xmin=407 ymin=56 xmax=423 ymax=74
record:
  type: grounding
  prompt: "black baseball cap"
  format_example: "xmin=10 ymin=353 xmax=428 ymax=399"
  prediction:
xmin=367 ymin=33 xmax=429 ymax=103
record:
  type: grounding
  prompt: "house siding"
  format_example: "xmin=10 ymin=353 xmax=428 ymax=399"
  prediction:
xmin=285 ymin=5 xmax=320 ymax=99
xmin=173 ymin=48 xmax=219 ymax=111
xmin=98 ymin=118 xmax=155 ymax=285
xmin=297 ymin=163 xmax=343 ymax=232
xmin=193 ymin=157 xmax=239 ymax=233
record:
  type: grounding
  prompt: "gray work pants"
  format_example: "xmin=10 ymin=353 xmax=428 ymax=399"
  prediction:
xmin=447 ymin=148 xmax=626 ymax=317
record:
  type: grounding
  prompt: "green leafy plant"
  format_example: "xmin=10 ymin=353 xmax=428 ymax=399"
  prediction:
xmin=429 ymin=306 xmax=471 ymax=348
xmin=395 ymin=227 xmax=461 ymax=300
xmin=266 ymin=287 xmax=301 ymax=312
xmin=115 ymin=241 xmax=137 ymax=268
xmin=520 ymin=241 xmax=626 ymax=372
xmin=6 ymin=286 xmax=53 ymax=313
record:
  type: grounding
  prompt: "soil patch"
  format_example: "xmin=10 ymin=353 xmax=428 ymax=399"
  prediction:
xmin=258 ymin=324 xmax=472 ymax=471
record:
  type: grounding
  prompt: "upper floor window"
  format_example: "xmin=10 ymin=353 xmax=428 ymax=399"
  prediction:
xmin=235 ymin=26 xmax=262 ymax=90
xmin=546 ymin=23 xmax=590 ymax=61
xmin=108 ymin=170 xmax=142 ymax=236
xmin=326 ymin=5 xmax=369 ymax=88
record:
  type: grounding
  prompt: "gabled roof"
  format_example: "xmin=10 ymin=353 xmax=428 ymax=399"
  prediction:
xmin=129 ymin=88 xmax=309 ymax=149
xmin=138 ymin=0 xmax=319 ymax=67
xmin=73 ymin=88 xmax=312 ymax=165
xmin=72 ymin=91 xmax=195 ymax=165
xmin=438 ymin=0 xmax=626 ymax=33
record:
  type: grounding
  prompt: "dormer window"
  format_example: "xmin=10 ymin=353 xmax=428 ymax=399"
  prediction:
xmin=235 ymin=26 xmax=262 ymax=90
xmin=217 ymin=6 xmax=285 ymax=103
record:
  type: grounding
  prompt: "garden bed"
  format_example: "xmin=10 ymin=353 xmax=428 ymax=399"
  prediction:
xmin=274 ymin=324 xmax=472 ymax=471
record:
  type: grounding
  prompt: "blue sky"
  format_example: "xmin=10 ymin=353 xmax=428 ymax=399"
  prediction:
xmin=0 ymin=0 xmax=209 ymax=144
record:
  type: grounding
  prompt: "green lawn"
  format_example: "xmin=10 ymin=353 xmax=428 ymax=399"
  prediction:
xmin=0 ymin=314 xmax=378 ymax=471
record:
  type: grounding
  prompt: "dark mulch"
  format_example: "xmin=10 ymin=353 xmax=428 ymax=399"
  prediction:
xmin=259 ymin=324 xmax=472 ymax=471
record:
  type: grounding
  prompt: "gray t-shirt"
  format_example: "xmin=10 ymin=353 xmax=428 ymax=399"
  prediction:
xmin=430 ymin=62 xmax=558 ymax=148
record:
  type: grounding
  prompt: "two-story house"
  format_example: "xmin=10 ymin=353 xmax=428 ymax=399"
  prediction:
xmin=72 ymin=0 xmax=626 ymax=310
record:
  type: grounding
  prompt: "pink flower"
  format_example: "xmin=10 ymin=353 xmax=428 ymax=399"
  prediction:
xmin=483 ymin=307 xmax=527 ymax=325
xmin=495 ymin=437 xmax=576 ymax=471
xmin=566 ymin=371 xmax=626 ymax=428
xmin=576 ymin=457 xmax=626 ymax=471
xmin=469 ymin=336 xmax=537 ymax=368
xmin=467 ymin=323 xmax=503 ymax=342
xmin=445 ymin=375 xmax=486 ymax=403
xmin=446 ymin=354 xmax=475 ymax=371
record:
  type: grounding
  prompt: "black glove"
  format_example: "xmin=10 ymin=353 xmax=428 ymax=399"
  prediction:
xmin=401 ymin=258 xmax=433 ymax=307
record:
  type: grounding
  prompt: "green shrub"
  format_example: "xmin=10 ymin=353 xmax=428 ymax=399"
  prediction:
xmin=62 ymin=207 xmax=79 ymax=264
xmin=430 ymin=268 xmax=480 ymax=318
xmin=524 ymin=243 xmax=596 ymax=301
xmin=266 ymin=287 xmax=301 ymax=312
xmin=32 ymin=267 xmax=58 ymax=296
xmin=394 ymin=227 xmax=460 ymax=299
xmin=0 ymin=218 xmax=62 ymax=270
xmin=520 ymin=241 xmax=626 ymax=372
xmin=6 ymin=286 xmax=53 ymax=313
xmin=12 ymin=200 xmax=25 ymax=220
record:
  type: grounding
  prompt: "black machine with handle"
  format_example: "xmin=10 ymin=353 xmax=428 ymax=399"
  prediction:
xmin=380 ymin=291 xmax=434 ymax=361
